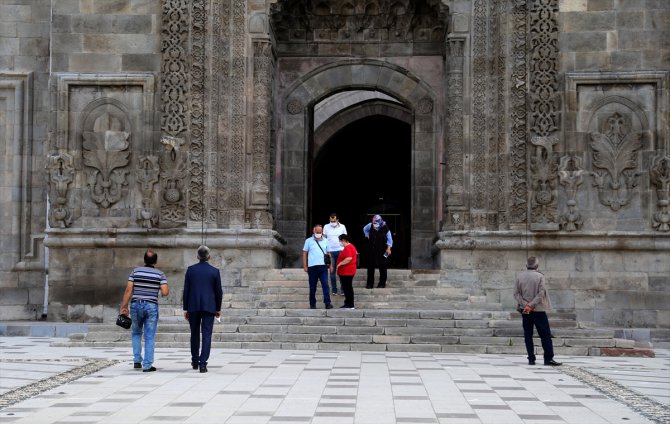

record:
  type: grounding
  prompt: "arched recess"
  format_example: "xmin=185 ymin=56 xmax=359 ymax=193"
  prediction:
xmin=275 ymin=59 xmax=438 ymax=268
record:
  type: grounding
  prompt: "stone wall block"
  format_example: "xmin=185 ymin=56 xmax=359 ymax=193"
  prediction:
xmin=0 ymin=288 xmax=29 ymax=305
xmin=561 ymin=32 xmax=607 ymax=51
xmin=562 ymin=11 xmax=615 ymax=32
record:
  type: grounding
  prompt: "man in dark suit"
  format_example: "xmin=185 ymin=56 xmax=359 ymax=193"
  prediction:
xmin=183 ymin=245 xmax=222 ymax=373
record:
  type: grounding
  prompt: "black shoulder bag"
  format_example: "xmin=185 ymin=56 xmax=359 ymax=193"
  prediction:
xmin=315 ymin=237 xmax=331 ymax=265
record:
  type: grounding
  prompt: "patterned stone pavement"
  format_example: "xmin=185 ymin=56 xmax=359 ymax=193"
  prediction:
xmin=0 ymin=337 xmax=668 ymax=424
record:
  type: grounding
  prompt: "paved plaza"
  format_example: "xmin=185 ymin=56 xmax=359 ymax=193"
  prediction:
xmin=0 ymin=336 xmax=668 ymax=424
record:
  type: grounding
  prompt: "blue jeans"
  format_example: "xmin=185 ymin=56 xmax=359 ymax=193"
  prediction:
xmin=328 ymin=250 xmax=341 ymax=293
xmin=188 ymin=311 xmax=215 ymax=367
xmin=522 ymin=311 xmax=554 ymax=362
xmin=130 ymin=301 xmax=159 ymax=370
xmin=308 ymin=265 xmax=331 ymax=307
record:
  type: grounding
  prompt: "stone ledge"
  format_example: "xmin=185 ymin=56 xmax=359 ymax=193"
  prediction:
xmin=600 ymin=347 xmax=655 ymax=357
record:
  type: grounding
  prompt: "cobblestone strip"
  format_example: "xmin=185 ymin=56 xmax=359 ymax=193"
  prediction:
xmin=0 ymin=359 xmax=119 ymax=410
xmin=560 ymin=365 xmax=670 ymax=424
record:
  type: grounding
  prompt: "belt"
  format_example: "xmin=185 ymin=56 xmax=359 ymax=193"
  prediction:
xmin=131 ymin=299 xmax=157 ymax=304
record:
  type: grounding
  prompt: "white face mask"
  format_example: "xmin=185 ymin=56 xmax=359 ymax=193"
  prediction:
xmin=372 ymin=223 xmax=380 ymax=229
xmin=314 ymin=233 xmax=323 ymax=239
xmin=330 ymin=222 xmax=337 ymax=227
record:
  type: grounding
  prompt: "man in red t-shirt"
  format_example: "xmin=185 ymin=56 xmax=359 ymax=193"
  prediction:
xmin=335 ymin=234 xmax=358 ymax=309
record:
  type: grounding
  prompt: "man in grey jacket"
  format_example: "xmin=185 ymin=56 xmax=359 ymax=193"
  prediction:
xmin=514 ymin=256 xmax=561 ymax=366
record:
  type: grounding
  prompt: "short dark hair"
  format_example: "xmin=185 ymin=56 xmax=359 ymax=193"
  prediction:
xmin=144 ymin=250 xmax=157 ymax=265
xmin=338 ymin=234 xmax=350 ymax=242
xmin=197 ymin=245 xmax=210 ymax=261
xmin=329 ymin=213 xmax=337 ymax=218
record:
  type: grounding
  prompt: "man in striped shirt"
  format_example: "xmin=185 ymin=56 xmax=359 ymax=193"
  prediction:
xmin=120 ymin=250 xmax=169 ymax=372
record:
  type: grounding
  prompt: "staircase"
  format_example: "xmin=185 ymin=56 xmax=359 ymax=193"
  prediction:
xmin=59 ymin=269 xmax=636 ymax=356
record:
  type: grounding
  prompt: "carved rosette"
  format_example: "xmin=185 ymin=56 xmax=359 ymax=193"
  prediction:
xmin=159 ymin=135 xmax=187 ymax=227
xmin=558 ymin=155 xmax=584 ymax=232
xmin=650 ymin=155 xmax=670 ymax=232
xmin=46 ymin=153 xmax=75 ymax=228
xmin=589 ymin=112 xmax=643 ymax=212
xmin=529 ymin=136 xmax=559 ymax=229
xmin=416 ymin=97 xmax=433 ymax=114
xmin=287 ymin=98 xmax=303 ymax=114
xmin=136 ymin=156 xmax=160 ymax=228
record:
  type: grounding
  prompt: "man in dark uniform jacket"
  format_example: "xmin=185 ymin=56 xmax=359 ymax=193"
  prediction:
xmin=183 ymin=245 xmax=222 ymax=373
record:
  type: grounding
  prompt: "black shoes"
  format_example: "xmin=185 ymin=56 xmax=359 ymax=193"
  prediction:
xmin=340 ymin=305 xmax=355 ymax=309
xmin=365 ymin=285 xmax=373 ymax=289
xmin=544 ymin=360 xmax=562 ymax=366
xmin=199 ymin=365 xmax=208 ymax=373
xmin=134 ymin=362 xmax=142 ymax=369
xmin=528 ymin=360 xmax=536 ymax=365
xmin=310 ymin=305 xmax=316 ymax=309
xmin=191 ymin=362 xmax=198 ymax=370
xmin=142 ymin=366 xmax=156 ymax=372
xmin=325 ymin=304 xmax=333 ymax=309
xmin=376 ymin=284 xmax=386 ymax=288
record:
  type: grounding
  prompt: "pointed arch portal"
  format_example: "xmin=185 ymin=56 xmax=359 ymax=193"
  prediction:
xmin=276 ymin=60 xmax=439 ymax=268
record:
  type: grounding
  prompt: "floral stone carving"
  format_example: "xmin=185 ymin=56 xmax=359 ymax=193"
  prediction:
xmin=136 ymin=156 xmax=160 ymax=228
xmin=82 ymin=112 xmax=131 ymax=209
xmin=589 ymin=112 xmax=643 ymax=212
xmin=558 ymin=155 xmax=585 ymax=231
xmin=650 ymin=154 xmax=670 ymax=232
xmin=46 ymin=153 xmax=75 ymax=228
xmin=529 ymin=136 xmax=559 ymax=229
xmin=159 ymin=135 xmax=187 ymax=227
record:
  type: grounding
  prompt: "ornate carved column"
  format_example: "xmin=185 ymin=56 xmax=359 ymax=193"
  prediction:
xmin=650 ymin=154 xmax=670 ymax=232
xmin=444 ymin=35 xmax=466 ymax=230
xmin=249 ymin=37 xmax=275 ymax=230
xmin=509 ymin=0 xmax=529 ymax=228
xmin=528 ymin=0 xmax=560 ymax=231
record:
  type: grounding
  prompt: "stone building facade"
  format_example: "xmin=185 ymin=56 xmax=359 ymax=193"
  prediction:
xmin=0 ymin=0 xmax=668 ymax=331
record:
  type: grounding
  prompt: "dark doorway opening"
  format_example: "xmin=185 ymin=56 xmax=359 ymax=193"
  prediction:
xmin=311 ymin=115 xmax=411 ymax=268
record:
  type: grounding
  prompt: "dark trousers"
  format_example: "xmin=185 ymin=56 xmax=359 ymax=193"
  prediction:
xmin=522 ymin=311 xmax=554 ymax=362
xmin=366 ymin=253 xmax=388 ymax=288
xmin=188 ymin=311 xmax=215 ymax=366
xmin=340 ymin=275 xmax=354 ymax=307
xmin=308 ymin=265 xmax=331 ymax=307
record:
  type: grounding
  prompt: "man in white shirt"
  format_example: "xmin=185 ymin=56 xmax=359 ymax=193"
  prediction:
xmin=323 ymin=213 xmax=347 ymax=296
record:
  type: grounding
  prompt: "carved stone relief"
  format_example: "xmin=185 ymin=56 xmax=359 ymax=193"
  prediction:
xmin=650 ymin=154 xmax=670 ymax=232
xmin=528 ymin=0 xmax=560 ymax=230
xmin=444 ymin=35 xmax=465 ymax=212
xmin=270 ymin=0 xmax=447 ymax=43
xmin=589 ymin=112 xmax=643 ymax=212
xmin=251 ymin=39 xmax=273 ymax=219
xmin=159 ymin=135 xmax=187 ymax=227
xmin=558 ymin=155 xmax=584 ymax=231
xmin=509 ymin=0 xmax=528 ymax=225
xmin=136 ymin=156 xmax=160 ymax=228
xmin=160 ymin=0 xmax=188 ymax=137
xmin=188 ymin=0 xmax=207 ymax=222
xmin=471 ymin=0 xmax=487 ymax=211
xmin=46 ymin=153 xmax=75 ymax=228
xmin=529 ymin=136 xmax=559 ymax=230
xmin=82 ymin=107 xmax=131 ymax=209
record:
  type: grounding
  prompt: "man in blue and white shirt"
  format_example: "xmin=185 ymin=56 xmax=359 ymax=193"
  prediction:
xmin=120 ymin=250 xmax=169 ymax=372
xmin=302 ymin=225 xmax=333 ymax=309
